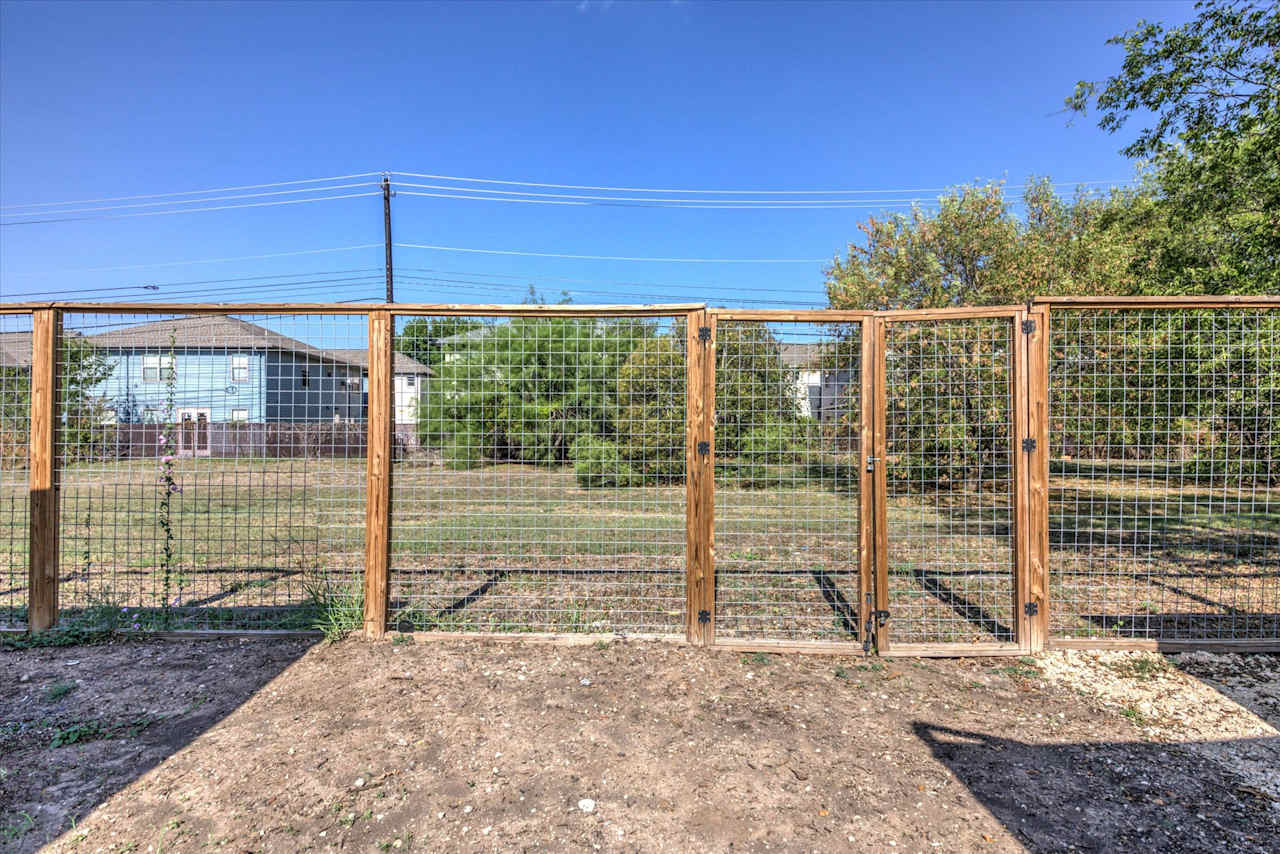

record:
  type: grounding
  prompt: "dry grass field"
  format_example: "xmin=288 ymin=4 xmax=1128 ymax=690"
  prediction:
xmin=1 ymin=457 xmax=1276 ymax=644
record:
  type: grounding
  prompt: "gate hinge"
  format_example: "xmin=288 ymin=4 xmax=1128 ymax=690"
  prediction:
xmin=697 ymin=609 xmax=711 ymax=625
xmin=698 ymin=326 xmax=712 ymax=343
xmin=1024 ymin=601 xmax=1039 ymax=617
xmin=873 ymin=609 xmax=890 ymax=625
xmin=696 ymin=441 xmax=711 ymax=457
xmin=1021 ymin=319 xmax=1036 ymax=334
xmin=1022 ymin=438 xmax=1037 ymax=453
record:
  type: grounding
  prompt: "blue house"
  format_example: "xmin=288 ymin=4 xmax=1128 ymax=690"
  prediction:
xmin=84 ymin=316 xmax=431 ymax=456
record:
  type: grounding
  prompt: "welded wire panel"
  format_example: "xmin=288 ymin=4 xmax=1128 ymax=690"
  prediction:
xmin=714 ymin=320 xmax=862 ymax=641
xmin=53 ymin=312 xmax=367 ymax=631
xmin=1050 ymin=308 xmax=1279 ymax=641
xmin=884 ymin=318 xmax=1017 ymax=644
xmin=1 ymin=312 xmax=33 ymax=627
xmin=389 ymin=314 xmax=687 ymax=635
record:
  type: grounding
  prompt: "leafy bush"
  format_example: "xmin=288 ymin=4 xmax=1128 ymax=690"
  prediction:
xmin=571 ymin=436 xmax=640 ymax=488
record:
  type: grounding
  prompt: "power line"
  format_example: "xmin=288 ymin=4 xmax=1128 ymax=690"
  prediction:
xmin=394 ymin=188 xmax=935 ymax=210
xmin=0 ymin=182 xmax=379 ymax=218
xmin=0 ymin=172 xmax=383 ymax=211
xmin=1 ymin=191 xmax=381 ymax=226
xmin=394 ymin=242 xmax=828 ymax=264
xmin=391 ymin=169 xmax=1140 ymax=196
xmin=397 ymin=266 xmax=825 ymax=297
xmin=394 ymin=181 xmax=943 ymax=206
xmin=6 ymin=269 xmax=384 ymax=299
xmin=2 ymin=244 xmax=382 ymax=278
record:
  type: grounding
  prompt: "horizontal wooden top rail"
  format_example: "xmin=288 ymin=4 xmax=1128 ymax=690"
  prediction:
xmin=0 ymin=301 xmax=705 ymax=317
xmin=1035 ymin=295 xmax=1280 ymax=309
xmin=710 ymin=308 xmax=870 ymax=322
xmin=879 ymin=305 xmax=1024 ymax=321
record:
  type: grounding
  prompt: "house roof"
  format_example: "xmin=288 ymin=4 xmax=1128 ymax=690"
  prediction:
xmin=324 ymin=349 xmax=433 ymax=376
xmin=0 ymin=331 xmax=33 ymax=369
xmin=83 ymin=315 xmax=431 ymax=376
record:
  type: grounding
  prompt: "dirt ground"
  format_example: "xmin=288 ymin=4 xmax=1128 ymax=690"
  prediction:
xmin=2 ymin=637 xmax=1277 ymax=853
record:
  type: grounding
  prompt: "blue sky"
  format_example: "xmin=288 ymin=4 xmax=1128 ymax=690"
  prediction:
xmin=0 ymin=0 xmax=1194 ymax=308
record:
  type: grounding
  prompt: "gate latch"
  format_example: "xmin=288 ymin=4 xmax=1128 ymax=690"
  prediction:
xmin=865 ymin=455 xmax=879 ymax=472
xmin=697 ymin=441 xmax=711 ymax=457
xmin=1022 ymin=438 xmax=1037 ymax=453
xmin=698 ymin=326 xmax=712 ymax=343
xmin=1024 ymin=601 xmax=1039 ymax=617
xmin=698 ymin=609 xmax=711 ymax=625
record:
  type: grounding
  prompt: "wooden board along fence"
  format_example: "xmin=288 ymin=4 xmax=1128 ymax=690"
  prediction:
xmin=0 ymin=297 xmax=1276 ymax=654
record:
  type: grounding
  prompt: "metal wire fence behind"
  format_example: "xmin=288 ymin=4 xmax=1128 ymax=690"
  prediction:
xmin=53 ymin=312 xmax=368 ymax=631
xmin=1 ymin=312 xmax=32 ymax=628
xmin=713 ymin=320 xmax=863 ymax=642
xmin=883 ymin=317 xmax=1017 ymax=645
xmin=1049 ymin=308 xmax=1280 ymax=642
xmin=388 ymin=314 xmax=688 ymax=635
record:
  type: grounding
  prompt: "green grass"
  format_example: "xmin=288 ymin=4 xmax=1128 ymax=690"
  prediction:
xmin=43 ymin=680 xmax=77 ymax=703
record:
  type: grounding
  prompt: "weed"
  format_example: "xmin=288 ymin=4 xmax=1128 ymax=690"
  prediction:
xmin=834 ymin=666 xmax=851 ymax=679
xmin=594 ymin=639 xmax=611 ymax=650
xmin=305 ymin=574 xmax=364 ymax=642
xmin=392 ymin=633 xmax=413 ymax=646
xmin=1 ymin=812 xmax=35 ymax=843
xmin=1106 ymin=655 xmax=1170 ymax=681
xmin=50 ymin=720 xmax=107 ymax=748
xmin=1120 ymin=705 xmax=1149 ymax=727
xmin=856 ymin=661 xmax=885 ymax=672
xmin=44 ymin=679 xmax=78 ymax=703
xmin=742 ymin=652 xmax=772 ymax=666
xmin=994 ymin=664 xmax=1040 ymax=680
xmin=1018 ymin=656 xmax=1038 ymax=667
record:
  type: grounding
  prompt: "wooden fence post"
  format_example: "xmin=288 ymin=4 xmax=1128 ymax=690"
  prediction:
xmin=363 ymin=310 xmax=393 ymax=639
xmin=1013 ymin=311 xmax=1032 ymax=651
xmin=28 ymin=309 xmax=60 ymax=632
xmin=685 ymin=309 xmax=716 ymax=645
xmin=1026 ymin=304 xmax=1050 ymax=651
xmin=871 ymin=318 xmax=890 ymax=652
xmin=858 ymin=320 xmax=876 ymax=649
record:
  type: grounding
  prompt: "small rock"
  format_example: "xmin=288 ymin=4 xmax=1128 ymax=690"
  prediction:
xmin=578 ymin=798 xmax=596 ymax=813
xmin=354 ymin=777 xmax=366 ymax=788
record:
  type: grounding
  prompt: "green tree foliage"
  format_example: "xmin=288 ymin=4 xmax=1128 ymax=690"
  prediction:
xmin=396 ymin=317 xmax=485 ymax=368
xmin=59 ymin=337 xmax=114 ymax=463
xmin=419 ymin=317 xmax=655 ymax=469
xmin=825 ymin=179 xmax=1142 ymax=311
xmin=1067 ymin=0 xmax=1279 ymax=294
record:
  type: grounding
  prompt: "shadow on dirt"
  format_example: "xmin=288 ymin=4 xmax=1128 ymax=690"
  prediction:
xmin=914 ymin=721 xmax=1279 ymax=853
xmin=0 ymin=636 xmax=315 ymax=853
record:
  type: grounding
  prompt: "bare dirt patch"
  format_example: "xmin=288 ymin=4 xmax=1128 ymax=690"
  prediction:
xmin=2 ymin=638 xmax=1277 ymax=853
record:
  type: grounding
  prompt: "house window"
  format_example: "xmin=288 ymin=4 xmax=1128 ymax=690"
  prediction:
xmin=404 ymin=375 xmax=416 ymax=387
xmin=142 ymin=408 xmax=160 ymax=423
xmin=230 ymin=409 xmax=249 ymax=423
xmin=299 ymin=367 xmax=310 ymax=389
xmin=142 ymin=355 xmax=175 ymax=384
xmin=230 ymin=355 xmax=249 ymax=383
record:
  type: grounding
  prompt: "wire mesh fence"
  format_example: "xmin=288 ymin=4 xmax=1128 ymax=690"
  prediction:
xmin=882 ymin=317 xmax=1017 ymax=645
xmin=1 ymin=312 xmax=32 ymax=628
xmin=4 ymin=298 xmax=1278 ymax=651
xmin=387 ymin=313 xmax=688 ymax=635
xmin=1049 ymin=307 xmax=1280 ymax=642
xmin=713 ymin=320 xmax=864 ymax=642
xmin=51 ymin=311 xmax=367 ymax=631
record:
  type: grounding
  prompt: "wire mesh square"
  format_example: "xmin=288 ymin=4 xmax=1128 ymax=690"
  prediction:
xmin=388 ymin=313 xmax=688 ymax=635
xmin=1049 ymin=308 xmax=1280 ymax=641
xmin=883 ymin=317 xmax=1017 ymax=644
xmin=713 ymin=320 xmax=863 ymax=642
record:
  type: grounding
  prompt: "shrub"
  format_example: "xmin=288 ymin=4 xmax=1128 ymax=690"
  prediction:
xmin=571 ymin=436 xmax=639 ymax=488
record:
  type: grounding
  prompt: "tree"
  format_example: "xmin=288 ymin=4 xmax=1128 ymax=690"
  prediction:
xmin=824 ymin=179 xmax=1141 ymax=311
xmin=1067 ymin=0 xmax=1279 ymax=294
xmin=396 ymin=317 xmax=485 ymax=368
xmin=419 ymin=317 xmax=655 ymax=468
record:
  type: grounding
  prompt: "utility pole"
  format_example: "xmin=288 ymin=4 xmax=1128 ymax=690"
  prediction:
xmin=382 ymin=174 xmax=394 ymax=303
